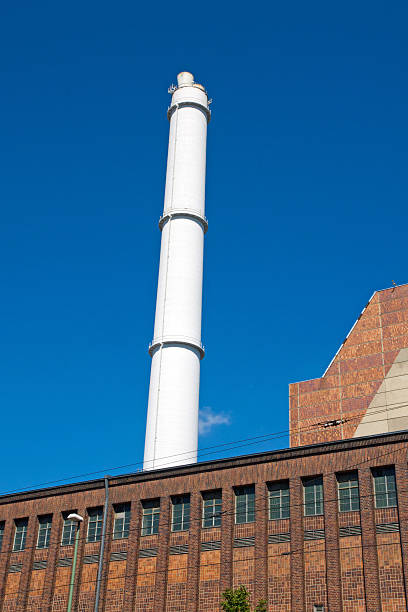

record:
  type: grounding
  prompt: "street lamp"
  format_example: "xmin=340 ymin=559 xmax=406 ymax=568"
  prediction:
xmin=67 ymin=513 xmax=83 ymax=612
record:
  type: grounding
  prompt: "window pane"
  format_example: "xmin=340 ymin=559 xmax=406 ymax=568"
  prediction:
xmin=235 ymin=485 xmax=255 ymax=524
xmin=303 ymin=477 xmax=323 ymax=516
xmin=171 ymin=495 xmax=190 ymax=532
xmin=61 ymin=512 xmax=77 ymax=546
xmin=337 ymin=473 xmax=360 ymax=513
xmin=113 ymin=503 xmax=131 ymax=539
xmin=373 ymin=468 xmax=397 ymax=508
xmin=87 ymin=508 xmax=103 ymax=543
xmin=202 ymin=491 xmax=222 ymax=529
xmin=37 ymin=515 xmax=52 ymax=549
xmin=13 ymin=519 xmax=28 ymax=552
xmin=268 ymin=482 xmax=290 ymax=520
xmin=0 ymin=522 xmax=4 ymax=552
xmin=141 ymin=499 xmax=160 ymax=536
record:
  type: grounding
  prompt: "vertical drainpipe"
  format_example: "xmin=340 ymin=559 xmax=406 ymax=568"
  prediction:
xmin=94 ymin=476 xmax=109 ymax=612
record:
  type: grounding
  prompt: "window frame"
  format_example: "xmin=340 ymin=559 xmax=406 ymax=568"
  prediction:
xmin=337 ymin=472 xmax=360 ymax=513
xmin=268 ymin=481 xmax=290 ymax=520
xmin=202 ymin=490 xmax=222 ymax=529
xmin=13 ymin=518 xmax=28 ymax=552
xmin=87 ymin=507 xmax=104 ymax=543
xmin=113 ymin=503 xmax=131 ymax=540
xmin=37 ymin=515 xmax=52 ymax=549
xmin=373 ymin=466 xmax=397 ymax=509
xmin=171 ymin=495 xmax=190 ymax=532
xmin=141 ymin=499 xmax=160 ymax=536
xmin=303 ymin=476 xmax=324 ymax=517
xmin=234 ymin=485 xmax=255 ymax=525
xmin=0 ymin=521 xmax=4 ymax=552
xmin=61 ymin=512 xmax=78 ymax=547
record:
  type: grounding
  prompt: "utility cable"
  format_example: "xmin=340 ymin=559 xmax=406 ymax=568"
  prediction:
xmin=2 ymin=397 xmax=408 ymax=498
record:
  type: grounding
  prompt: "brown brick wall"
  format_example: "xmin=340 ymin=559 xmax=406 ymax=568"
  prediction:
xmin=290 ymin=284 xmax=408 ymax=448
xmin=268 ymin=542 xmax=291 ymax=611
xmin=0 ymin=433 xmax=407 ymax=610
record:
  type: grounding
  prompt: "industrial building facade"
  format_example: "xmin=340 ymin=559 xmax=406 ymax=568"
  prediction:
xmin=3 ymin=64 xmax=408 ymax=611
xmin=1 ymin=431 xmax=408 ymax=611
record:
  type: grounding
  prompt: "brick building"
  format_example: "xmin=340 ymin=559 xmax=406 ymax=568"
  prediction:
xmin=1 ymin=430 xmax=408 ymax=611
xmin=1 ymin=282 xmax=408 ymax=611
xmin=290 ymin=283 xmax=408 ymax=448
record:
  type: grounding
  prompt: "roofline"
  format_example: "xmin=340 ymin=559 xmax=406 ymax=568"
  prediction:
xmin=290 ymin=281 xmax=408 ymax=383
xmin=1 ymin=430 xmax=408 ymax=505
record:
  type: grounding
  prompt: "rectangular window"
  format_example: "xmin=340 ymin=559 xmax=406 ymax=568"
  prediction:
xmin=304 ymin=476 xmax=324 ymax=516
xmin=337 ymin=472 xmax=360 ymax=512
xmin=141 ymin=500 xmax=160 ymax=536
xmin=37 ymin=515 xmax=52 ymax=549
xmin=235 ymin=485 xmax=255 ymax=524
xmin=171 ymin=495 xmax=190 ymax=532
xmin=0 ymin=522 xmax=4 ymax=551
xmin=268 ymin=481 xmax=290 ymax=520
xmin=202 ymin=491 xmax=222 ymax=528
xmin=113 ymin=503 xmax=131 ymax=540
xmin=313 ymin=606 xmax=324 ymax=612
xmin=61 ymin=512 xmax=78 ymax=546
xmin=87 ymin=507 xmax=103 ymax=543
xmin=373 ymin=467 xmax=397 ymax=508
xmin=13 ymin=518 xmax=28 ymax=552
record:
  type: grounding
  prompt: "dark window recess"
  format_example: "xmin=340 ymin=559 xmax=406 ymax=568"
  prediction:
xmin=303 ymin=477 xmax=324 ymax=516
xmin=171 ymin=495 xmax=190 ymax=532
xmin=235 ymin=485 xmax=255 ymax=524
xmin=37 ymin=515 xmax=52 ymax=549
xmin=337 ymin=472 xmax=360 ymax=512
xmin=202 ymin=491 xmax=222 ymax=528
xmin=87 ymin=507 xmax=103 ymax=543
xmin=13 ymin=519 xmax=28 ymax=552
xmin=113 ymin=503 xmax=131 ymax=540
xmin=141 ymin=500 xmax=160 ymax=536
xmin=373 ymin=467 xmax=397 ymax=509
xmin=61 ymin=513 xmax=78 ymax=547
xmin=0 ymin=522 xmax=4 ymax=552
xmin=268 ymin=481 xmax=290 ymax=520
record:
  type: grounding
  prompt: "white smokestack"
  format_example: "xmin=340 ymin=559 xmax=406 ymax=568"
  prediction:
xmin=143 ymin=72 xmax=210 ymax=470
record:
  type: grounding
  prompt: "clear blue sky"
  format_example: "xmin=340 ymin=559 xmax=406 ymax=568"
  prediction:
xmin=1 ymin=1 xmax=407 ymax=494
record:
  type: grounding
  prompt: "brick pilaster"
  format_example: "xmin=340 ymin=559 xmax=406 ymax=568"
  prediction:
xmin=359 ymin=468 xmax=381 ymax=612
xmin=16 ymin=515 xmax=37 ymax=610
xmin=395 ymin=462 xmax=408 ymax=604
xmin=290 ymin=476 xmax=305 ymax=611
xmin=154 ymin=496 xmax=170 ymax=611
xmin=254 ymin=482 xmax=268 ymax=605
xmin=186 ymin=491 xmax=201 ymax=611
xmin=123 ymin=499 xmax=141 ymax=610
xmin=323 ymin=473 xmax=342 ymax=612
xmin=0 ymin=519 xmax=14 ymax=609
xmin=42 ymin=509 xmax=63 ymax=611
xmin=96 ymin=505 xmax=115 ymax=611
xmin=220 ymin=487 xmax=234 ymax=595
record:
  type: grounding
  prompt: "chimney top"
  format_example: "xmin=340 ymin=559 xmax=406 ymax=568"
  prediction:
xmin=177 ymin=72 xmax=194 ymax=87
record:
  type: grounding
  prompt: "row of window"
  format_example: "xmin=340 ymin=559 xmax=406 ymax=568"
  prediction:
xmin=2 ymin=467 xmax=397 ymax=551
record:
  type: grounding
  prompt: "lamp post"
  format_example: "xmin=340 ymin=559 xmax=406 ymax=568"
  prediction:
xmin=66 ymin=513 xmax=83 ymax=612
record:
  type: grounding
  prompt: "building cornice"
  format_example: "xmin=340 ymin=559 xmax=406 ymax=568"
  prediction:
xmin=1 ymin=430 xmax=408 ymax=505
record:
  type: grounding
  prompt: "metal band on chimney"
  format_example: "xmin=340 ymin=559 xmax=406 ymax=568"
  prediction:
xmin=149 ymin=336 xmax=205 ymax=359
xmin=167 ymin=101 xmax=211 ymax=123
xmin=159 ymin=209 xmax=208 ymax=233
